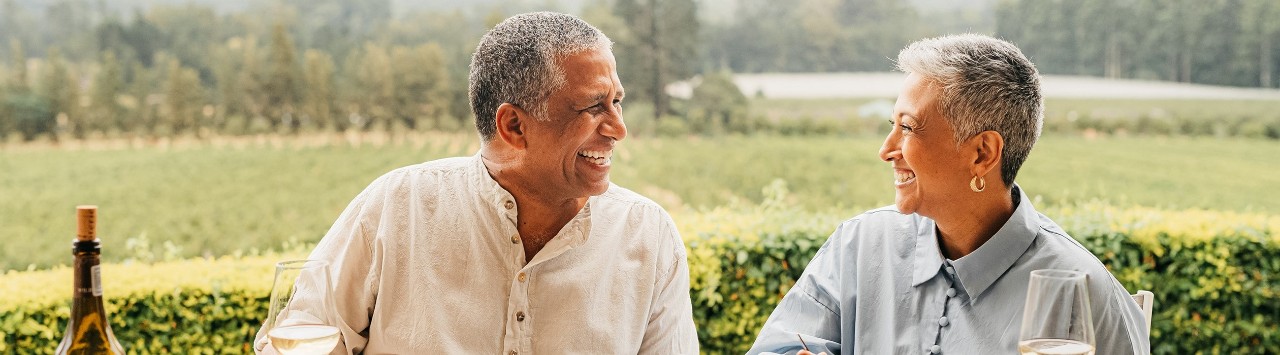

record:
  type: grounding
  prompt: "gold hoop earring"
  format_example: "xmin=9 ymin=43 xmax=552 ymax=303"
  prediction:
xmin=970 ymin=176 xmax=986 ymax=192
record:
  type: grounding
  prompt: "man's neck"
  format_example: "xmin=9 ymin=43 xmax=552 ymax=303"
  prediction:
xmin=481 ymin=149 xmax=587 ymax=262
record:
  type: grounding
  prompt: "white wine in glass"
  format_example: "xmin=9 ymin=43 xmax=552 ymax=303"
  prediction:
xmin=265 ymin=260 xmax=340 ymax=355
xmin=1018 ymin=269 xmax=1095 ymax=355
xmin=1018 ymin=338 xmax=1094 ymax=355
xmin=268 ymin=324 xmax=341 ymax=355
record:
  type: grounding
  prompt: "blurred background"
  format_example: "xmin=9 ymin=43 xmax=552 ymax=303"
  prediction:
xmin=1 ymin=0 xmax=1278 ymax=353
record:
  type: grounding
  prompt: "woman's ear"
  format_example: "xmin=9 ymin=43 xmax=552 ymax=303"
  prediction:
xmin=969 ymin=130 xmax=1005 ymax=178
xmin=494 ymin=103 xmax=528 ymax=150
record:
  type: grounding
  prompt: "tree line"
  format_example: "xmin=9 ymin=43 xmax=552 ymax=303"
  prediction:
xmin=0 ymin=0 xmax=1277 ymax=141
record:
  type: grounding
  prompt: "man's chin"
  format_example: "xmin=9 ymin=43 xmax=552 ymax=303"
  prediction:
xmin=586 ymin=180 xmax=611 ymax=196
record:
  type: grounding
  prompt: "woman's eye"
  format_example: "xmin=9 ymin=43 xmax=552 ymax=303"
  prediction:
xmin=889 ymin=120 xmax=913 ymax=133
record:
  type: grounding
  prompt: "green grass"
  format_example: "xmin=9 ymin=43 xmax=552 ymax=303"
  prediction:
xmin=3 ymin=133 xmax=1277 ymax=271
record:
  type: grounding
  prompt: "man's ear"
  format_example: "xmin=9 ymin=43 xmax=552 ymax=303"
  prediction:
xmin=968 ymin=130 xmax=1005 ymax=179
xmin=494 ymin=103 xmax=529 ymax=150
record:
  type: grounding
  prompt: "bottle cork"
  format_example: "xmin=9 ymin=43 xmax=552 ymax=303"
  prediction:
xmin=76 ymin=205 xmax=97 ymax=241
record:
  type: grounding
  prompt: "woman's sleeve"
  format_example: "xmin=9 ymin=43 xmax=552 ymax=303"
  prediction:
xmin=747 ymin=223 xmax=852 ymax=355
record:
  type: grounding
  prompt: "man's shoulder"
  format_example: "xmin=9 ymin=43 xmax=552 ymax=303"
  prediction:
xmin=369 ymin=156 xmax=474 ymax=185
xmin=353 ymin=156 xmax=476 ymax=203
xmin=597 ymin=184 xmax=670 ymax=214
xmin=387 ymin=156 xmax=474 ymax=177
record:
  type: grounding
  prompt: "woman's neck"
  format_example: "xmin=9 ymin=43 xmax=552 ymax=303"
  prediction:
xmin=932 ymin=187 xmax=1015 ymax=260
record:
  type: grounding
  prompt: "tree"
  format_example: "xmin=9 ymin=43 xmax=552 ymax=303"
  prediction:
xmin=264 ymin=23 xmax=299 ymax=131
xmin=90 ymin=51 xmax=126 ymax=134
xmin=7 ymin=39 xmax=27 ymax=92
xmin=128 ymin=60 xmax=160 ymax=136
xmin=43 ymin=0 xmax=97 ymax=61
xmin=38 ymin=49 xmax=78 ymax=140
xmin=688 ymin=70 xmax=750 ymax=133
xmin=4 ymin=92 xmax=52 ymax=141
xmin=613 ymin=0 xmax=700 ymax=121
xmin=346 ymin=42 xmax=393 ymax=131
xmin=146 ymin=5 xmax=219 ymax=83
xmin=163 ymin=58 xmax=204 ymax=137
xmin=301 ymin=49 xmax=336 ymax=131
xmin=389 ymin=43 xmax=450 ymax=131
xmin=1241 ymin=0 xmax=1280 ymax=87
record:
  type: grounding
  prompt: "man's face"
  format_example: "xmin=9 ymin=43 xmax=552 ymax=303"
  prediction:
xmin=520 ymin=48 xmax=627 ymax=201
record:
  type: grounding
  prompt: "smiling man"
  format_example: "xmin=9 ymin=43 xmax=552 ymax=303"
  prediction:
xmin=255 ymin=12 xmax=698 ymax=354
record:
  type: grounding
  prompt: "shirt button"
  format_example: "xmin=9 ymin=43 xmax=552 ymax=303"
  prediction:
xmin=946 ymin=288 xmax=957 ymax=298
xmin=516 ymin=311 xmax=525 ymax=322
xmin=504 ymin=200 xmax=515 ymax=209
xmin=930 ymin=344 xmax=941 ymax=354
xmin=939 ymin=316 xmax=950 ymax=327
xmin=945 ymin=266 xmax=956 ymax=275
xmin=518 ymin=273 xmax=527 ymax=282
xmin=511 ymin=235 xmax=520 ymax=244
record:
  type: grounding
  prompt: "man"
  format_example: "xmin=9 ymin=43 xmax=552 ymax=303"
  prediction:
xmin=748 ymin=34 xmax=1149 ymax=354
xmin=255 ymin=12 xmax=698 ymax=354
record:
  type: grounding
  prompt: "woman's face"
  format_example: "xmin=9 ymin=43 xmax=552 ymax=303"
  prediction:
xmin=878 ymin=73 xmax=975 ymax=217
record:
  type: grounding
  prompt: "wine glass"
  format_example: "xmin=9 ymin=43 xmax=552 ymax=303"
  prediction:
xmin=1018 ymin=269 xmax=1096 ymax=355
xmin=264 ymin=259 xmax=340 ymax=355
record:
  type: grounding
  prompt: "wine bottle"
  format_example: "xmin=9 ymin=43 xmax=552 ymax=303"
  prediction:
xmin=55 ymin=205 xmax=126 ymax=355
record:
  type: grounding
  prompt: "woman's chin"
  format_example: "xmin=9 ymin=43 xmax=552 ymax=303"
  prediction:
xmin=893 ymin=196 xmax=919 ymax=215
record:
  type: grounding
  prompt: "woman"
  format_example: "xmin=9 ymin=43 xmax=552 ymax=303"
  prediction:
xmin=747 ymin=34 xmax=1150 ymax=355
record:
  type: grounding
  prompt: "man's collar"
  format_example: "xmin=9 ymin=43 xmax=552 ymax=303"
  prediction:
xmin=473 ymin=152 xmax=594 ymax=248
xmin=911 ymin=185 xmax=1040 ymax=303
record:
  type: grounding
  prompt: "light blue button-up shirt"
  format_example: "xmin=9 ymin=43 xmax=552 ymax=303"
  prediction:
xmin=749 ymin=186 xmax=1150 ymax=355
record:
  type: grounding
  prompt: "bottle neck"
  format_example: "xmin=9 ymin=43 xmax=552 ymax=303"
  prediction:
xmin=59 ymin=239 xmax=125 ymax=354
xmin=70 ymin=240 xmax=106 ymax=303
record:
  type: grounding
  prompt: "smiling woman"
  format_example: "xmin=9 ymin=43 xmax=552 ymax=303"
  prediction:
xmin=748 ymin=34 xmax=1151 ymax=355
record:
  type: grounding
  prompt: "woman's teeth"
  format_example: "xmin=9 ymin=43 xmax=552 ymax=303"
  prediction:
xmin=895 ymin=171 xmax=916 ymax=184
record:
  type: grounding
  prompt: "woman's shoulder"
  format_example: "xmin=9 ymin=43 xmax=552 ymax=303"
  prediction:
xmin=829 ymin=206 xmax=925 ymax=244
xmin=839 ymin=205 xmax=921 ymax=230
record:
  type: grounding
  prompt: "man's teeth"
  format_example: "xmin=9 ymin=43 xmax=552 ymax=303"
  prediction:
xmin=579 ymin=150 xmax=612 ymax=164
xmin=895 ymin=171 xmax=916 ymax=184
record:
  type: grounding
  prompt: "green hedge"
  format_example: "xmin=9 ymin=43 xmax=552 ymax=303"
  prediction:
xmin=4 ymin=197 xmax=1277 ymax=354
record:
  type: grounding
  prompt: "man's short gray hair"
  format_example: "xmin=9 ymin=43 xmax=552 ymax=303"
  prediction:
xmin=469 ymin=12 xmax=612 ymax=141
xmin=896 ymin=34 xmax=1043 ymax=186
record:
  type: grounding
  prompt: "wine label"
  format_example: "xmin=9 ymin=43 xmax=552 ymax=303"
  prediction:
xmin=91 ymin=265 xmax=103 ymax=296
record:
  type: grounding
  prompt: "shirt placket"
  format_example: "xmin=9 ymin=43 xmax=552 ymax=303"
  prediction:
xmin=509 ymin=266 xmax=532 ymax=355
xmin=498 ymin=196 xmax=531 ymax=355
xmin=924 ymin=263 xmax=961 ymax=355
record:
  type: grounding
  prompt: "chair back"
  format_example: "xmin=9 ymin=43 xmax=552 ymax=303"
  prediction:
xmin=1131 ymin=290 xmax=1154 ymax=334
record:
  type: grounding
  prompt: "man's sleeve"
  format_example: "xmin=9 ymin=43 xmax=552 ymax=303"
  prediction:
xmin=254 ymin=182 xmax=382 ymax=355
xmin=747 ymin=225 xmax=849 ymax=355
xmin=638 ymin=212 xmax=699 ymax=354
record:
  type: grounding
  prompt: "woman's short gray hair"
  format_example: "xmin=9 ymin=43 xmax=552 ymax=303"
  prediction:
xmin=896 ymin=34 xmax=1043 ymax=186
xmin=469 ymin=12 xmax=612 ymax=141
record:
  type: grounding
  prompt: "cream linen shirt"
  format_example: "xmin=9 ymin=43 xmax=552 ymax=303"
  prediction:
xmin=255 ymin=153 xmax=698 ymax=354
